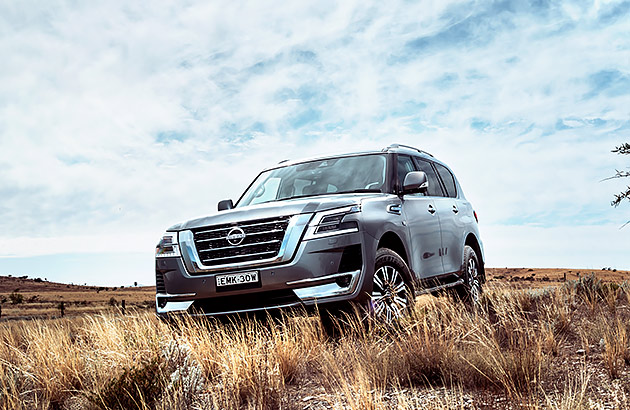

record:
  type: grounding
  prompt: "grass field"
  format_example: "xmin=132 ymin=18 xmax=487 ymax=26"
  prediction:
xmin=1 ymin=270 xmax=629 ymax=409
xmin=2 ymin=268 xmax=627 ymax=320
xmin=0 ymin=276 xmax=154 ymax=320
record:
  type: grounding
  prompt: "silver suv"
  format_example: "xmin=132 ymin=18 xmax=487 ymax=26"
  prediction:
xmin=155 ymin=144 xmax=484 ymax=322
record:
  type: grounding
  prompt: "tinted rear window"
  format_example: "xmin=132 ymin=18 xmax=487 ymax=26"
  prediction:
xmin=434 ymin=162 xmax=457 ymax=198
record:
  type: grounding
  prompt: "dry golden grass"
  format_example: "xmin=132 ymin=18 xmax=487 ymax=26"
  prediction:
xmin=1 ymin=275 xmax=629 ymax=409
xmin=486 ymin=267 xmax=630 ymax=289
xmin=2 ymin=268 xmax=628 ymax=320
xmin=0 ymin=275 xmax=154 ymax=319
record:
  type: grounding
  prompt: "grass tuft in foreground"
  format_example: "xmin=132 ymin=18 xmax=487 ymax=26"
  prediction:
xmin=1 ymin=276 xmax=629 ymax=409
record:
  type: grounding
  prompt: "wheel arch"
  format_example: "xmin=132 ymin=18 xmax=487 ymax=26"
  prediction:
xmin=464 ymin=233 xmax=485 ymax=282
xmin=377 ymin=231 xmax=409 ymax=266
xmin=376 ymin=231 xmax=417 ymax=289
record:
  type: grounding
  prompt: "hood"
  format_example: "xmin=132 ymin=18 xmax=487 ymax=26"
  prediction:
xmin=169 ymin=193 xmax=380 ymax=231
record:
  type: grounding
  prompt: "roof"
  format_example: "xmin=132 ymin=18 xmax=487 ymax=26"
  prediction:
xmin=265 ymin=144 xmax=434 ymax=171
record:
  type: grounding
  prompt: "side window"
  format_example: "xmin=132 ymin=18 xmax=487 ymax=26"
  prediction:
xmin=396 ymin=155 xmax=416 ymax=192
xmin=434 ymin=163 xmax=457 ymax=198
xmin=412 ymin=158 xmax=445 ymax=197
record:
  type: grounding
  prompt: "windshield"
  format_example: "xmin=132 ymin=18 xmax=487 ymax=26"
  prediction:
xmin=237 ymin=154 xmax=387 ymax=207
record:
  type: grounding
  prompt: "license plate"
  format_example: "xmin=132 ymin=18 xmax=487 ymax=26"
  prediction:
xmin=216 ymin=271 xmax=259 ymax=287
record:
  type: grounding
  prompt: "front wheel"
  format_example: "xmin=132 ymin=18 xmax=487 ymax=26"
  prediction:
xmin=369 ymin=248 xmax=414 ymax=323
xmin=457 ymin=245 xmax=482 ymax=304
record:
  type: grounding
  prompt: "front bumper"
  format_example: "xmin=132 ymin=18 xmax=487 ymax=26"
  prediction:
xmin=155 ymin=231 xmax=367 ymax=317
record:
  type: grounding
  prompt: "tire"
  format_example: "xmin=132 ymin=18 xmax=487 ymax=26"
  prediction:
xmin=457 ymin=245 xmax=482 ymax=304
xmin=369 ymin=248 xmax=415 ymax=323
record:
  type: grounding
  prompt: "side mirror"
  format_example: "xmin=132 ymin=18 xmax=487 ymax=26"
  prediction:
xmin=403 ymin=171 xmax=428 ymax=194
xmin=218 ymin=199 xmax=234 ymax=211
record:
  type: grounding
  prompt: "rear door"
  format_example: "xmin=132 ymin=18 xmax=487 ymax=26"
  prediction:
xmin=398 ymin=155 xmax=444 ymax=279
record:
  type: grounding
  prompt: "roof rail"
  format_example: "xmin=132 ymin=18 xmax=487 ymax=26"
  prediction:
xmin=385 ymin=143 xmax=433 ymax=157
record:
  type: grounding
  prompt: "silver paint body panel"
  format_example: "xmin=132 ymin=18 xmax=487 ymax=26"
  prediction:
xmin=155 ymin=146 xmax=484 ymax=317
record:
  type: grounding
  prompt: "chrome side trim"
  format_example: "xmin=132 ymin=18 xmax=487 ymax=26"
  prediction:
xmin=287 ymin=271 xmax=356 ymax=286
xmin=415 ymin=279 xmax=464 ymax=296
xmin=179 ymin=213 xmax=312 ymax=274
xmin=293 ymin=269 xmax=361 ymax=301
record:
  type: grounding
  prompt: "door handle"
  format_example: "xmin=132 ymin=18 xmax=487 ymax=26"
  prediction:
xmin=387 ymin=204 xmax=402 ymax=215
xmin=452 ymin=205 xmax=459 ymax=214
xmin=428 ymin=204 xmax=436 ymax=214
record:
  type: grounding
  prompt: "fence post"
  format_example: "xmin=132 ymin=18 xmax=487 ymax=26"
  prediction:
xmin=60 ymin=301 xmax=65 ymax=317
xmin=121 ymin=299 xmax=126 ymax=315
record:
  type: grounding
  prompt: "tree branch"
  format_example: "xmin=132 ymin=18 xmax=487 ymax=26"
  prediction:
xmin=611 ymin=186 xmax=630 ymax=207
xmin=608 ymin=143 xmax=629 ymax=226
xmin=601 ymin=169 xmax=630 ymax=181
xmin=612 ymin=143 xmax=630 ymax=155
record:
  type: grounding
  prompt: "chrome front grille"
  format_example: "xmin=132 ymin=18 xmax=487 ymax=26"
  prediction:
xmin=191 ymin=216 xmax=291 ymax=267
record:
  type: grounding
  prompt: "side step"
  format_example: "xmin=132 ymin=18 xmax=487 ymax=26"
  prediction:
xmin=415 ymin=279 xmax=464 ymax=296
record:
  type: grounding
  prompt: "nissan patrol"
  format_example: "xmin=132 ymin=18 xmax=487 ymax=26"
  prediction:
xmin=155 ymin=144 xmax=484 ymax=322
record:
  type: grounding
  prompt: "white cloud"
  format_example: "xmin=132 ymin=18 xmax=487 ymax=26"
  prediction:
xmin=483 ymin=223 xmax=630 ymax=270
xmin=1 ymin=0 xmax=629 ymax=284
xmin=1 ymin=233 xmax=156 ymax=258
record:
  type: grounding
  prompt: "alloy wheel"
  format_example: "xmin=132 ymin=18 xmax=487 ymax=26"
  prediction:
xmin=467 ymin=257 xmax=481 ymax=304
xmin=370 ymin=265 xmax=409 ymax=323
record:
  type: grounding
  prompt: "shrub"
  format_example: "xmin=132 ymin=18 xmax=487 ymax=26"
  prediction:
xmin=89 ymin=357 xmax=165 ymax=410
xmin=9 ymin=292 xmax=23 ymax=305
xmin=565 ymin=274 xmax=608 ymax=304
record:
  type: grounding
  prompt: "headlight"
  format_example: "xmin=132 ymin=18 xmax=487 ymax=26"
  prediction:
xmin=155 ymin=232 xmax=181 ymax=258
xmin=303 ymin=205 xmax=360 ymax=240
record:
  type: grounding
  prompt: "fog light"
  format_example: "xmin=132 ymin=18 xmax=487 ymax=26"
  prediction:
xmin=335 ymin=274 xmax=352 ymax=288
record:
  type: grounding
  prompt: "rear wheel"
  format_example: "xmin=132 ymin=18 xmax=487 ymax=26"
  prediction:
xmin=369 ymin=248 xmax=414 ymax=323
xmin=457 ymin=245 xmax=482 ymax=304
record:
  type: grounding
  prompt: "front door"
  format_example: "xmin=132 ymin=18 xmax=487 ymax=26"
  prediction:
xmin=397 ymin=155 xmax=444 ymax=280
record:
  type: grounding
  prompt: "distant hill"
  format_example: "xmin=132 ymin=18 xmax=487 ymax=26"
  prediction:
xmin=0 ymin=275 xmax=154 ymax=320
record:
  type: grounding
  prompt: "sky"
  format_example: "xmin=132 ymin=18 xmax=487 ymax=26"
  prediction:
xmin=1 ymin=0 xmax=629 ymax=286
